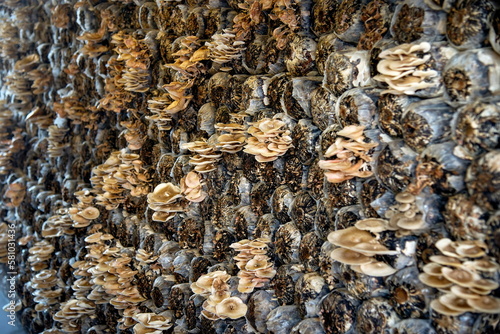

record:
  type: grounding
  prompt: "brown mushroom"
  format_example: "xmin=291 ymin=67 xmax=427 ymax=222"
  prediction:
xmin=329 ymin=248 xmax=374 ymax=266
xmin=467 ymin=296 xmax=500 ymax=314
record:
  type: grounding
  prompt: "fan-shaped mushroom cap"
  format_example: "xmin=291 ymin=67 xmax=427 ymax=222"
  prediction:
xmin=349 ymin=242 xmax=399 ymax=256
xmin=395 ymin=191 xmax=416 ymax=204
xmin=360 ymin=261 xmax=397 ymax=277
xmin=330 ymin=248 xmax=374 ymax=265
xmin=467 ymin=296 xmax=500 ymax=314
xmin=470 ymin=279 xmax=499 ymax=291
xmin=184 ymin=171 xmax=201 ymax=188
xmin=79 ymin=206 xmax=100 ymax=220
xmin=245 ymin=255 xmax=272 ymax=271
xmin=463 ymin=259 xmax=500 ymax=272
xmin=418 ymin=273 xmax=453 ymax=288
xmin=439 ymin=294 xmax=475 ymax=312
xmin=355 ymin=218 xmax=391 ymax=233
xmin=215 ymin=297 xmax=248 ymax=319
xmin=435 ymin=238 xmax=460 ymax=257
xmin=450 ymin=285 xmax=481 ymax=299
xmin=396 ymin=214 xmax=425 ymax=230
xmin=327 ymin=227 xmax=376 ymax=248
xmin=429 ymin=255 xmax=462 ymax=267
xmin=423 ymin=263 xmax=445 ymax=276
xmin=455 ymin=244 xmax=485 ymax=258
xmin=441 ymin=267 xmax=480 ymax=287
xmin=430 ymin=299 xmax=465 ymax=316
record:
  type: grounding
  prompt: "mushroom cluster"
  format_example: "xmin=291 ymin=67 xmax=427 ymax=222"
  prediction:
xmin=380 ymin=191 xmax=426 ymax=235
xmin=3 ymin=182 xmax=25 ymax=207
xmin=206 ymin=29 xmax=246 ymax=68
xmin=147 ymin=183 xmax=185 ymax=222
xmin=230 ymin=238 xmax=276 ymax=293
xmin=41 ymin=211 xmax=74 ymax=238
xmin=27 ymin=239 xmax=55 ymax=271
xmin=68 ymin=189 xmax=100 ymax=229
xmin=53 ymin=299 xmax=95 ymax=333
xmin=90 ymin=150 xmax=150 ymax=210
xmin=31 ymin=269 xmax=63 ymax=312
xmin=147 ymin=80 xmax=194 ymax=131
xmin=120 ymin=120 xmax=147 ymax=151
xmin=191 ymin=271 xmax=248 ymax=320
xmin=132 ymin=312 xmax=174 ymax=334
xmin=180 ymin=171 xmax=207 ymax=203
xmin=47 ymin=125 xmax=69 ymax=158
xmin=319 ymin=125 xmax=378 ymax=183
xmin=373 ymin=42 xmax=442 ymax=95
xmin=166 ymin=36 xmax=209 ymax=78
xmin=327 ymin=226 xmax=399 ymax=277
xmin=0 ymin=222 xmax=9 ymax=263
xmin=181 ymin=139 xmax=221 ymax=173
xmin=419 ymin=238 xmax=500 ymax=316
xmin=243 ymin=118 xmax=293 ymax=162
xmin=215 ymin=122 xmax=247 ymax=153
xmin=0 ymin=105 xmax=23 ymax=175
xmin=111 ymin=31 xmax=151 ymax=93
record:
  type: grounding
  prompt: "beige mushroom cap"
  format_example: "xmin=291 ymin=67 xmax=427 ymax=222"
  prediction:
xmin=330 ymin=248 xmax=374 ymax=265
xmin=215 ymin=297 xmax=248 ymax=319
xmin=429 ymin=255 xmax=462 ymax=267
xmin=396 ymin=214 xmax=425 ymax=230
xmin=441 ymin=267 xmax=480 ymax=287
xmin=360 ymin=261 xmax=397 ymax=277
xmin=430 ymin=299 xmax=465 ymax=316
xmin=395 ymin=191 xmax=416 ymax=204
xmin=423 ymin=263 xmax=444 ymax=276
xmin=450 ymin=285 xmax=481 ymax=299
xmin=327 ymin=227 xmax=376 ymax=248
xmin=439 ymin=293 xmax=475 ymax=312
xmin=435 ymin=238 xmax=460 ymax=258
xmin=78 ymin=206 xmax=100 ymax=220
xmin=463 ymin=259 xmax=500 ymax=272
xmin=355 ymin=218 xmax=391 ymax=233
xmin=467 ymin=296 xmax=500 ymax=313
xmin=418 ymin=273 xmax=453 ymax=288
xmin=350 ymin=242 xmax=399 ymax=256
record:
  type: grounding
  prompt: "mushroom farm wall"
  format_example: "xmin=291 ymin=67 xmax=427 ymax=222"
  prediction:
xmin=0 ymin=0 xmax=499 ymax=333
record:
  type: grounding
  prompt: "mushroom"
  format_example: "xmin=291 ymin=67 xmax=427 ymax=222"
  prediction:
xmin=441 ymin=267 xmax=480 ymax=287
xmin=215 ymin=297 xmax=248 ymax=319
xmin=395 ymin=191 xmax=416 ymax=204
xmin=467 ymin=296 xmax=500 ymax=314
xmin=354 ymin=218 xmax=392 ymax=234
xmin=329 ymin=248 xmax=373 ymax=266
xmin=439 ymin=294 xmax=475 ymax=312
xmin=359 ymin=261 xmax=397 ymax=277
xmin=418 ymin=273 xmax=453 ymax=288
xmin=430 ymin=299 xmax=465 ymax=316
xmin=327 ymin=227 xmax=376 ymax=249
xmin=79 ymin=206 xmax=100 ymax=220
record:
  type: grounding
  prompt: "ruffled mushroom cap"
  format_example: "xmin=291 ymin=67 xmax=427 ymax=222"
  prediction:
xmin=245 ymin=255 xmax=272 ymax=271
xmin=215 ymin=297 xmax=248 ymax=319
xmin=329 ymin=248 xmax=373 ymax=265
xmin=467 ymin=296 xmax=500 ymax=314
xmin=147 ymin=183 xmax=183 ymax=204
xmin=360 ymin=261 xmax=397 ymax=277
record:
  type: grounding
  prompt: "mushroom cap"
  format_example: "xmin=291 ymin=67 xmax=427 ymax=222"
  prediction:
xmin=79 ymin=206 xmax=100 ymax=220
xmin=449 ymin=286 xmax=480 ymax=299
xmin=467 ymin=296 xmax=500 ymax=314
xmin=470 ymin=278 xmax=499 ymax=291
xmin=435 ymin=238 xmax=460 ymax=258
xmin=327 ymin=227 xmax=376 ymax=248
xmin=396 ymin=214 xmax=425 ymax=230
xmin=463 ymin=259 xmax=500 ymax=272
xmin=418 ymin=273 xmax=453 ymax=288
xmin=441 ymin=267 xmax=480 ymax=287
xmin=423 ymin=263 xmax=444 ymax=276
xmin=350 ymin=242 xmax=399 ymax=256
xmin=455 ymin=244 xmax=485 ymax=258
xmin=429 ymin=255 xmax=462 ymax=267
xmin=395 ymin=191 xmax=415 ymax=204
xmin=360 ymin=261 xmax=397 ymax=277
xmin=430 ymin=299 xmax=465 ymax=316
xmin=355 ymin=218 xmax=390 ymax=233
xmin=215 ymin=297 xmax=248 ymax=319
xmin=329 ymin=248 xmax=374 ymax=265
xmin=439 ymin=294 xmax=475 ymax=312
